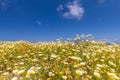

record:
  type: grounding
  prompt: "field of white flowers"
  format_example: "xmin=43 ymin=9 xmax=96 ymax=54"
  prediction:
xmin=0 ymin=35 xmax=120 ymax=80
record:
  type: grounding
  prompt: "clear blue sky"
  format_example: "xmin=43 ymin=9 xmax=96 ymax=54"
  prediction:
xmin=0 ymin=0 xmax=120 ymax=41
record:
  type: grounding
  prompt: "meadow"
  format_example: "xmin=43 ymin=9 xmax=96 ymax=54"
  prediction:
xmin=0 ymin=35 xmax=120 ymax=80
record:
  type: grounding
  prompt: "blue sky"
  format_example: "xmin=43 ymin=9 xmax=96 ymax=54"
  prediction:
xmin=0 ymin=0 xmax=120 ymax=41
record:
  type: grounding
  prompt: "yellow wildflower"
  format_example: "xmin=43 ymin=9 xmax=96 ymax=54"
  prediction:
xmin=94 ymin=72 xmax=100 ymax=78
xmin=76 ymin=70 xmax=84 ymax=76
xmin=47 ymin=78 xmax=50 ymax=80
xmin=2 ymin=72 xmax=9 ymax=76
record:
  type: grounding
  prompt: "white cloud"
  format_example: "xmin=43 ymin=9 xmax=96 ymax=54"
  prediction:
xmin=36 ymin=20 xmax=41 ymax=25
xmin=0 ymin=0 xmax=8 ymax=10
xmin=57 ymin=0 xmax=84 ymax=20
xmin=56 ymin=4 xmax=63 ymax=11
xmin=98 ymin=0 xmax=105 ymax=5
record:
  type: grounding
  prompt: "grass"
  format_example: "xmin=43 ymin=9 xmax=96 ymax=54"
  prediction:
xmin=0 ymin=40 xmax=120 ymax=80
